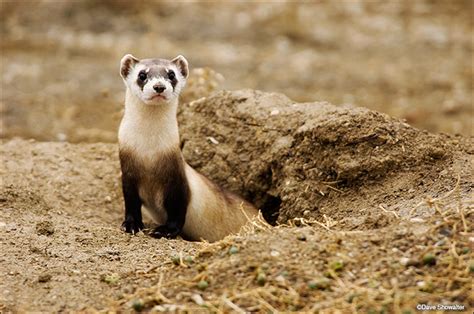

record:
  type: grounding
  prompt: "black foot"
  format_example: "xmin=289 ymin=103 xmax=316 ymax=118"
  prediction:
xmin=151 ymin=225 xmax=180 ymax=239
xmin=121 ymin=218 xmax=144 ymax=234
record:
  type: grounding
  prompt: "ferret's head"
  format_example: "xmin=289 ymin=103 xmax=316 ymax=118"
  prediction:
xmin=120 ymin=54 xmax=188 ymax=105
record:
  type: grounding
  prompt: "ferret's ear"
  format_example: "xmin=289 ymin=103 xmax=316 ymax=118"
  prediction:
xmin=120 ymin=54 xmax=140 ymax=79
xmin=171 ymin=55 xmax=189 ymax=79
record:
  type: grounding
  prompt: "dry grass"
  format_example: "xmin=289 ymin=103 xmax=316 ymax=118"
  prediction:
xmin=102 ymin=187 xmax=473 ymax=313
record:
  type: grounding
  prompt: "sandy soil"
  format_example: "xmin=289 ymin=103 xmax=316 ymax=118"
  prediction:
xmin=1 ymin=90 xmax=472 ymax=312
xmin=0 ymin=1 xmax=473 ymax=312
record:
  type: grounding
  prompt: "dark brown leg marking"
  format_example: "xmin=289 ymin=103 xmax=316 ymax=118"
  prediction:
xmin=119 ymin=148 xmax=190 ymax=239
xmin=150 ymin=155 xmax=190 ymax=239
xmin=121 ymin=173 xmax=144 ymax=234
xmin=119 ymin=150 xmax=144 ymax=234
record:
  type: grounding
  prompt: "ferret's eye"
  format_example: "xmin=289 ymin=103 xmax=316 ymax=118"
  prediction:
xmin=167 ymin=70 xmax=175 ymax=80
xmin=138 ymin=71 xmax=147 ymax=81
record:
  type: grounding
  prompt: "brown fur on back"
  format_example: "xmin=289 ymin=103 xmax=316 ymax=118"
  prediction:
xmin=182 ymin=166 xmax=258 ymax=241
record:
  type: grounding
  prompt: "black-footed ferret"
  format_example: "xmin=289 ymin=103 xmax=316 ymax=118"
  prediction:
xmin=118 ymin=54 xmax=258 ymax=242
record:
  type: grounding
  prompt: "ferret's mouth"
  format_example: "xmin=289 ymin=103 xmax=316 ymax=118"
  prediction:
xmin=150 ymin=94 xmax=167 ymax=101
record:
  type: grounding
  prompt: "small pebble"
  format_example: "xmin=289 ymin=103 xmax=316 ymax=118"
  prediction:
xmin=400 ymin=257 xmax=419 ymax=267
xmin=228 ymin=246 xmax=239 ymax=255
xmin=206 ymin=136 xmax=219 ymax=144
xmin=417 ymin=281 xmax=434 ymax=293
xmin=131 ymin=299 xmax=144 ymax=312
xmin=297 ymin=234 xmax=307 ymax=241
xmin=152 ymin=305 xmax=166 ymax=311
xmin=191 ymin=293 xmax=204 ymax=306
xmin=275 ymin=275 xmax=285 ymax=283
xmin=38 ymin=274 xmax=52 ymax=283
xmin=171 ymin=255 xmax=180 ymax=265
xmin=197 ymin=280 xmax=208 ymax=290
xmin=422 ymin=253 xmax=436 ymax=266
xmin=308 ymin=278 xmax=331 ymax=290
xmin=36 ymin=221 xmax=54 ymax=236
xmin=256 ymin=272 xmax=266 ymax=286
xmin=439 ymin=228 xmax=452 ymax=237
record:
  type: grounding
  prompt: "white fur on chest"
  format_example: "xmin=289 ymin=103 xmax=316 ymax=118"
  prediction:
xmin=119 ymin=90 xmax=180 ymax=225
xmin=118 ymin=90 xmax=180 ymax=160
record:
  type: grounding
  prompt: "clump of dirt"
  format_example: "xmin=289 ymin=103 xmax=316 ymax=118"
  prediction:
xmin=35 ymin=220 xmax=54 ymax=236
xmin=179 ymin=90 xmax=472 ymax=226
xmin=0 ymin=90 xmax=472 ymax=312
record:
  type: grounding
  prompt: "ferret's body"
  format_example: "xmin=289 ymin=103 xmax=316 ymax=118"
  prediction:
xmin=118 ymin=54 xmax=257 ymax=242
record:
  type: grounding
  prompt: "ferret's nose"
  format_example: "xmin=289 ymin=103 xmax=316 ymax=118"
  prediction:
xmin=153 ymin=84 xmax=166 ymax=93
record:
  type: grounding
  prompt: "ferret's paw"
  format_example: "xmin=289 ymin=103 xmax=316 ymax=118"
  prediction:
xmin=121 ymin=218 xmax=144 ymax=234
xmin=151 ymin=225 xmax=180 ymax=239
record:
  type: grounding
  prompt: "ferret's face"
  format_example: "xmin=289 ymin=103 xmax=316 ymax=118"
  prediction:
xmin=120 ymin=54 xmax=188 ymax=105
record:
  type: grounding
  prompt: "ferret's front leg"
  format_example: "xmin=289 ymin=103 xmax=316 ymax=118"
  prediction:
xmin=150 ymin=175 xmax=190 ymax=239
xmin=121 ymin=173 xmax=144 ymax=234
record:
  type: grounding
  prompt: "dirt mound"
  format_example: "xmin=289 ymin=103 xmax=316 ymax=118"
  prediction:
xmin=178 ymin=90 xmax=472 ymax=226
xmin=0 ymin=90 xmax=472 ymax=312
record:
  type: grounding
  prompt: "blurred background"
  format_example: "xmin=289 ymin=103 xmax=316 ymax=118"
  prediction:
xmin=0 ymin=0 xmax=472 ymax=143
